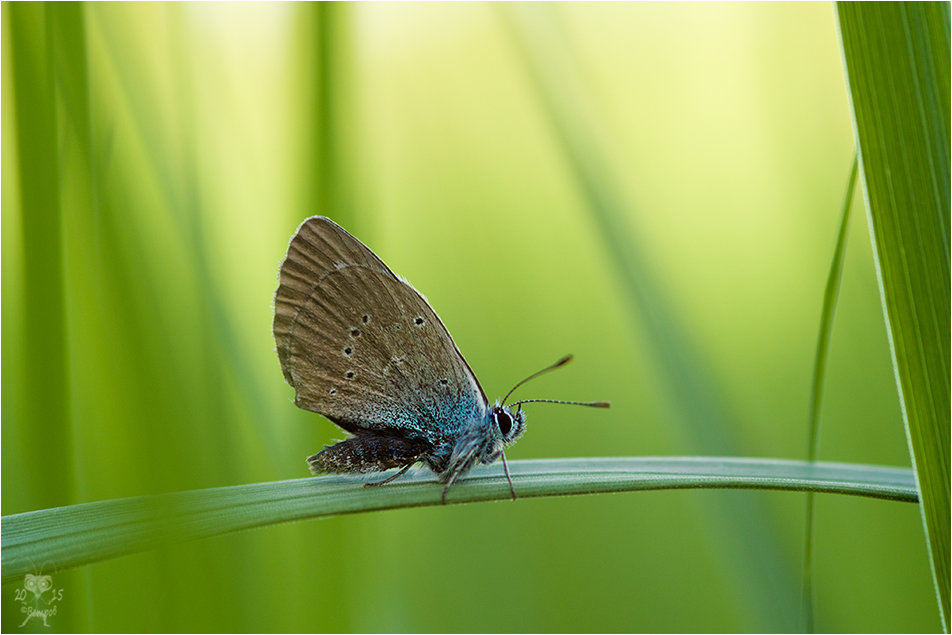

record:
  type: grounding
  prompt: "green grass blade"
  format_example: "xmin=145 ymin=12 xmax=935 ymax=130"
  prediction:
xmin=802 ymin=157 xmax=858 ymax=631
xmin=7 ymin=1 xmax=73 ymax=513
xmin=806 ymin=158 xmax=859 ymax=465
xmin=1 ymin=457 xmax=918 ymax=585
xmin=299 ymin=3 xmax=358 ymax=230
xmin=837 ymin=3 xmax=951 ymax=629
xmin=313 ymin=2 xmax=342 ymax=217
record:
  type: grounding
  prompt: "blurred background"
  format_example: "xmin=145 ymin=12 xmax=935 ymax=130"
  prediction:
xmin=2 ymin=2 xmax=937 ymax=632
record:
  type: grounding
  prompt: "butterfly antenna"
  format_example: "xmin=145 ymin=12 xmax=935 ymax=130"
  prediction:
xmin=502 ymin=355 xmax=575 ymax=405
xmin=506 ymin=398 xmax=611 ymax=408
xmin=500 ymin=450 xmax=517 ymax=501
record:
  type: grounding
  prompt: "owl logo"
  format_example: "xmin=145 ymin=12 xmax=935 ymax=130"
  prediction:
xmin=16 ymin=572 xmax=63 ymax=627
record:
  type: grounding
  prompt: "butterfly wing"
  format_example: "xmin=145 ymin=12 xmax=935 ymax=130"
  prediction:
xmin=274 ymin=216 xmax=488 ymax=442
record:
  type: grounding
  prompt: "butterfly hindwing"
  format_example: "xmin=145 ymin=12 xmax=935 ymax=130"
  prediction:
xmin=274 ymin=217 xmax=488 ymax=441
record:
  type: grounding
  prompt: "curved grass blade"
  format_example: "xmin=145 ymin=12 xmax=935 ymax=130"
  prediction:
xmin=802 ymin=156 xmax=858 ymax=632
xmin=2 ymin=457 xmax=918 ymax=585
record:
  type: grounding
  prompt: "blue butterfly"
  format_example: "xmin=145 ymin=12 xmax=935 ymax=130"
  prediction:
xmin=274 ymin=217 xmax=609 ymax=503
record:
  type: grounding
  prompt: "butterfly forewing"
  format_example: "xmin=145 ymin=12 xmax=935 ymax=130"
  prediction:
xmin=274 ymin=217 xmax=488 ymax=441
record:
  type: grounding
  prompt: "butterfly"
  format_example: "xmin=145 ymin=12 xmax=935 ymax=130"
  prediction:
xmin=273 ymin=216 xmax=609 ymax=503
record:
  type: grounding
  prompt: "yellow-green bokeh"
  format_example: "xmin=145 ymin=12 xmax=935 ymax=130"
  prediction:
xmin=2 ymin=3 xmax=936 ymax=632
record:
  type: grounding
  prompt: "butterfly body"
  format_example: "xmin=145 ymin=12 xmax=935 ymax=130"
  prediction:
xmin=274 ymin=216 xmax=604 ymax=502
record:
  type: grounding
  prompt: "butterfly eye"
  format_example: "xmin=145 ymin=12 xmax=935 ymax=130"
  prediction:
xmin=495 ymin=410 xmax=513 ymax=436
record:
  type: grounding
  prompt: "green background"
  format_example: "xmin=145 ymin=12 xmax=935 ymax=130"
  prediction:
xmin=1 ymin=2 xmax=936 ymax=632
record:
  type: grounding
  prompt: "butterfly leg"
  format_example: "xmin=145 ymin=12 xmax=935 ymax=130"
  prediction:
xmin=440 ymin=447 xmax=479 ymax=505
xmin=364 ymin=462 xmax=415 ymax=487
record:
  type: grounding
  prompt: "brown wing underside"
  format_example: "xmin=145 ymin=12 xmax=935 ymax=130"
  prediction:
xmin=273 ymin=216 xmax=487 ymax=436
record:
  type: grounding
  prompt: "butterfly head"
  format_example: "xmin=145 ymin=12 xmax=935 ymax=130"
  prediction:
xmin=491 ymin=403 xmax=526 ymax=446
xmin=470 ymin=403 xmax=525 ymax=466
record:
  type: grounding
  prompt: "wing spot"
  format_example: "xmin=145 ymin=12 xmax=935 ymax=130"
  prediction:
xmin=414 ymin=317 xmax=425 ymax=327
xmin=343 ymin=346 xmax=353 ymax=357
xmin=350 ymin=328 xmax=361 ymax=338
xmin=345 ymin=370 xmax=355 ymax=379
xmin=329 ymin=388 xmax=337 ymax=396
xmin=392 ymin=356 xmax=404 ymax=366
xmin=439 ymin=379 xmax=448 ymax=386
xmin=362 ymin=314 xmax=370 ymax=324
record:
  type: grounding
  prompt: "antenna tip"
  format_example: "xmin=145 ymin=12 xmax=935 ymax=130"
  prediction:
xmin=556 ymin=354 xmax=574 ymax=366
xmin=590 ymin=401 xmax=611 ymax=408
